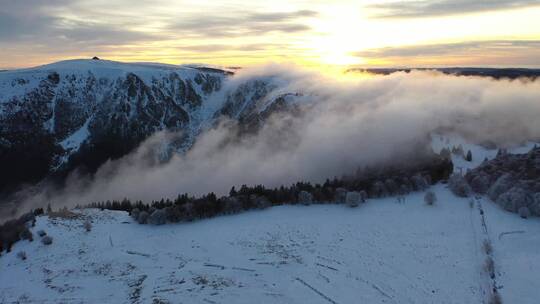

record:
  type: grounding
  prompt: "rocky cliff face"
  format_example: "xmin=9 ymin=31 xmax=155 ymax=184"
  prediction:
xmin=0 ymin=60 xmax=299 ymax=195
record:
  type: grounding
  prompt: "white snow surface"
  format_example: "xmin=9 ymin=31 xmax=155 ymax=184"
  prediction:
xmin=1 ymin=184 xmax=539 ymax=303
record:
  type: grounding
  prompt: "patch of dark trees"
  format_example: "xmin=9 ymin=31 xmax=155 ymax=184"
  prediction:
xmin=0 ymin=208 xmax=43 ymax=255
xmin=86 ymin=153 xmax=452 ymax=225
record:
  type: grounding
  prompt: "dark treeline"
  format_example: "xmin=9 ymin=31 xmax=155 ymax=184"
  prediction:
xmin=86 ymin=154 xmax=453 ymax=224
xmin=1 ymin=154 xmax=452 ymax=254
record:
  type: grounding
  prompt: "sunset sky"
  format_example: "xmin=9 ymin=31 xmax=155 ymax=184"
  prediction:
xmin=1 ymin=0 xmax=540 ymax=69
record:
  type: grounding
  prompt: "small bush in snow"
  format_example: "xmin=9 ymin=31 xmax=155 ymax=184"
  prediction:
xmin=83 ymin=220 xmax=92 ymax=232
xmin=137 ymin=211 xmax=149 ymax=224
xmin=298 ymin=191 xmax=313 ymax=205
xmin=17 ymin=251 xmax=27 ymax=260
xmin=41 ymin=236 xmax=53 ymax=245
xmin=518 ymin=206 xmax=531 ymax=219
xmin=345 ymin=191 xmax=361 ymax=208
xmin=448 ymin=173 xmax=471 ymax=197
xmin=424 ymin=191 xmax=436 ymax=205
xmin=37 ymin=230 xmax=46 ymax=237
xmin=469 ymin=199 xmax=474 ymax=209
xmin=148 ymin=209 xmax=166 ymax=225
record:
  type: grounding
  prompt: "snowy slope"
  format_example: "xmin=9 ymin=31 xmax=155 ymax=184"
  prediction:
xmin=3 ymin=183 xmax=539 ymax=304
xmin=431 ymin=133 xmax=538 ymax=171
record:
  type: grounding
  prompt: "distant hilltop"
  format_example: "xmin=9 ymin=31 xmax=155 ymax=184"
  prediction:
xmin=347 ymin=67 xmax=540 ymax=79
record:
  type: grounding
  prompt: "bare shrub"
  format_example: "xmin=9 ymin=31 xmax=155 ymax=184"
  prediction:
xmin=424 ymin=191 xmax=436 ymax=206
xmin=37 ymin=230 xmax=46 ymax=237
xmin=41 ymin=236 xmax=53 ymax=245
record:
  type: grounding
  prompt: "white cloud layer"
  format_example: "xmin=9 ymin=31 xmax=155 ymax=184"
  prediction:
xmin=5 ymin=65 xmax=540 ymax=218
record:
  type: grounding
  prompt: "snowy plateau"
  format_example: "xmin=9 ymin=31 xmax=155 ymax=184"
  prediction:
xmin=1 ymin=137 xmax=539 ymax=304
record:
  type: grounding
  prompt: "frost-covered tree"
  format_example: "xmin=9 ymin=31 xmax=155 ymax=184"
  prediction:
xmin=345 ymin=191 xmax=361 ymax=207
xmin=518 ymin=206 xmax=531 ymax=219
xmin=359 ymin=190 xmax=368 ymax=202
xmin=424 ymin=191 xmax=436 ymax=205
xmin=495 ymin=187 xmax=532 ymax=213
xmin=448 ymin=173 xmax=471 ymax=197
xmin=411 ymin=174 xmax=428 ymax=191
xmin=468 ymin=173 xmax=490 ymax=194
xmin=298 ymin=191 xmax=313 ymax=205
xmin=370 ymin=181 xmax=388 ymax=198
xmin=223 ymin=196 xmax=243 ymax=214
xmin=131 ymin=208 xmax=140 ymax=220
xmin=384 ymin=179 xmax=399 ymax=195
xmin=487 ymin=173 xmax=515 ymax=201
xmin=254 ymin=196 xmax=271 ymax=209
xmin=148 ymin=209 xmax=167 ymax=225
xmin=137 ymin=211 xmax=149 ymax=224
xmin=334 ymin=188 xmax=347 ymax=203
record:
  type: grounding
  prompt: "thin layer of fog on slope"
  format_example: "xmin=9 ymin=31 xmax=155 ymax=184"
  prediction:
xmin=12 ymin=65 xmax=540 ymax=212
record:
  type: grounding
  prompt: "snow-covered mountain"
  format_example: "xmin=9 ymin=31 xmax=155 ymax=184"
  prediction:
xmin=0 ymin=59 xmax=299 ymax=194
